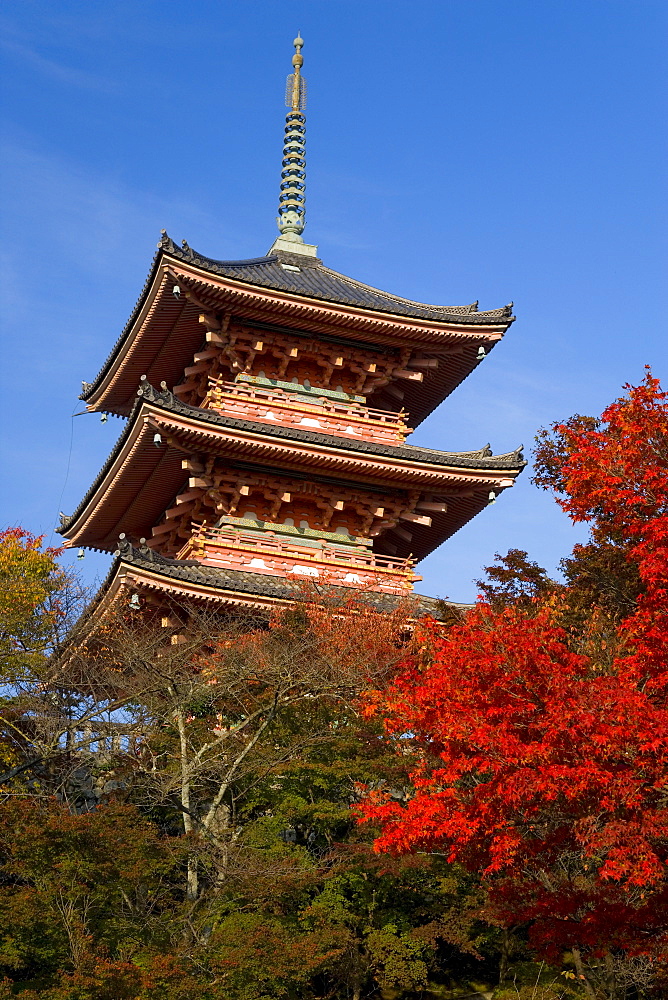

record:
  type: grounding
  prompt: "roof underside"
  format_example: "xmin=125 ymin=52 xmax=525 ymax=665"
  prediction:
xmin=59 ymin=385 xmax=524 ymax=561
xmin=80 ymin=233 xmax=515 ymax=426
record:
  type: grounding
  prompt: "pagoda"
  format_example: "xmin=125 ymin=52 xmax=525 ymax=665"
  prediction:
xmin=59 ymin=35 xmax=524 ymax=617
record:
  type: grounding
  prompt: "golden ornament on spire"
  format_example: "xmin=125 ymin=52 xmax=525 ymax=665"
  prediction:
xmin=286 ymin=32 xmax=307 ymax=111
xmin=277 ymin=33 xmax=307 ymax=241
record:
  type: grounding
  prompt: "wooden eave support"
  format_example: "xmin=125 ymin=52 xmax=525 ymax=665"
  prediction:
xmin=399 ymin=512 xmax=432 ymax=527
xmin=173 ymin=380 xmax=199 ymax=395
xmin=181 ymin=458 xmax=204 ymax=472
xmin=407 ymin=358 xmax=439 ymax=369
xmin=151 ymin=522 xmax=175 ymax=537
xmin=193 ymin=348 xmax=220 ymax=362
xmin=164 ymin=492 xmax=201 ymax=519
xmin=184 ymin=362 xmax=209 ymax=377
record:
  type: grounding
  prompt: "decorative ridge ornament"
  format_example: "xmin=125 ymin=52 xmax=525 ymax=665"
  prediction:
xmin=276 ymin=33 xmax=307 ymax=243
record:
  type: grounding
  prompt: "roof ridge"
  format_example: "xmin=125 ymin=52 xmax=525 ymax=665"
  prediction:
xmin=158 ymin=230 xmax=279 ymax=268
xmin=61 ymin=542 xmax=460 ymax=657
xmin=81 ymin=231 xmax=515 ymax=402
xmin=160 ymin=232 xmax=515 ymax=323
xmin=112 ymin=539 xmax=449 ymax=614
xmin=316 ymin=263 xmax=479 ymax=316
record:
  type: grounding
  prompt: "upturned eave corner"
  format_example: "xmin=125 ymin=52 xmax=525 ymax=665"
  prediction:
xmin=66 ymin=33 xmax=521 ymax=618
xmin=79 ymin=232 xmax=516 ymax=425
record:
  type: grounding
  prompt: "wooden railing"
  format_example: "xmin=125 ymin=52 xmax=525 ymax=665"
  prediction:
xmin=204 ymin=379 xmax=411 ymax=443
xmin=178 ymin=525 xmax=418 ymax=592
xmin=70 ymin=722 xmax=142 ymax=756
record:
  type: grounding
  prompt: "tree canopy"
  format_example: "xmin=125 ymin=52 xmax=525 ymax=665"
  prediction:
xmin=1 ymin=373 xmax=667 ymax=999
xmin=359 ymin=372 xmax=668 ymax=998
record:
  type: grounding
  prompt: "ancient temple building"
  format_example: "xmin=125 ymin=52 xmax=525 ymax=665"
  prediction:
xmin=59 ymin=35 xmax=524 ymax=615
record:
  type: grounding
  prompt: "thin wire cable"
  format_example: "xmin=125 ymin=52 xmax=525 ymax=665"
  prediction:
xmin=49 ymin=408 xmax=88 ymax=548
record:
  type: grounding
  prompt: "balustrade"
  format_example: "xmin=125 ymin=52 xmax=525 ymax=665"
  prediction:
xmin=178 ymin=524 xmax=419 ymax=594
xmin=71 ymin=722 xmax=141 ymax=756
xmin=204 ymin=378 xmax=411 ymax=444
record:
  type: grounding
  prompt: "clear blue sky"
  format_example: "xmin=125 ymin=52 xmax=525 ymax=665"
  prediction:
xmin=0 ymin=0 xmax=665 ymax=602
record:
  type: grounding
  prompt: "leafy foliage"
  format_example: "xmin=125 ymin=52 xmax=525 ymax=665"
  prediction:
xmin=0 ymin=528 xmax=65 ymax=680
xmin=475 ymin=547 xmax=557 ymax=610
xmin=359 ymin=373 xmax=668 ymax=997
xmin=0 ymin=530 xmax=88 ymax=790
xmin=0 ymin=800 xmax=181 ymax=987
xmin=2 ymin=373 xmax=667 ymax=997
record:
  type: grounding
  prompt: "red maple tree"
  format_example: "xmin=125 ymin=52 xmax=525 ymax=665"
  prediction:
xmin=358 ymin=373 xmax=668 ymax=979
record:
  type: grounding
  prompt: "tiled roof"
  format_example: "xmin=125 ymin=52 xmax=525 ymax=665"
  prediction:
xmin=80 ymin=232 xmax=514 ymax=402
xmin=59 ymin=383 xmax=524 ymax=535
xmin=160 ymin=232 xmax=514 ymax=324
xmin=111 ymin=539 xmax=454 ymax=617
xmin=135 ymin=382 xmax=525 ymax=469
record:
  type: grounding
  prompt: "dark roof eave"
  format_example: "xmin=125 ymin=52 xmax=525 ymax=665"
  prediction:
xmin=80 ymin=246 xmax=167 ymax=401
xmin=138 ymin=382 xmax=526 ymax=469
xmin=166 ymin=233 xmax=516 ymax=324
xmin=109 ymin=540 xmax=457 ymax=617
xmin=58 ymin=383 xmax=525 ymax=537
xmin=80 ymin=231 xmax=515 ymax=401
xmin=58 ymin=392 xmax=146 ymax=534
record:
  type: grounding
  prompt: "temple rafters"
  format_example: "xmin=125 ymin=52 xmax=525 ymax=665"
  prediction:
xmin=78 ymin=234 xmax=514 ymax=423
xmin=59 ymin=381 xmax=524 ymax=564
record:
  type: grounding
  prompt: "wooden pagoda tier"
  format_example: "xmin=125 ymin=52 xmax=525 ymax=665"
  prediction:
xmin=59 ymin=380 xmax=524 ymax=593
xmin=80 ymin=232 xmax=515 ymax=428
xmin=90 ymin=538 xmax=458 ymax=618
xmin=62 ymin=233 xmax=523 ymax=607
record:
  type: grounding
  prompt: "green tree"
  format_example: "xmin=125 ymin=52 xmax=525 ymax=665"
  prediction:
xmin=0 ymin=799 xmax=182 ymax=989
xmin=0 ymin=528 xmax=72 ymax=681
xmin=0 ymin=529 xmax=91 ymax=789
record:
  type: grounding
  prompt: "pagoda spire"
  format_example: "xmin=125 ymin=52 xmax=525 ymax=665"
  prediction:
xmin=276 ymin=33 xmax=307 ymax=243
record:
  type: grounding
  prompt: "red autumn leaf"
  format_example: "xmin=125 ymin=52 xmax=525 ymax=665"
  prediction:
xmin=358 ymin=372 xmax=668 ymax=962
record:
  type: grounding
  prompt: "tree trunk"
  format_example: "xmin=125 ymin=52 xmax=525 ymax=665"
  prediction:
xmin=604 ymin=952 xmax=617 ymax=1000
xmin=572 ymin=947 xmax=598 ymax=1000
xmin=175 ymin=708 xmax=198 ymax=902
xmin=499 ymin=926 xmax=512 ymax=983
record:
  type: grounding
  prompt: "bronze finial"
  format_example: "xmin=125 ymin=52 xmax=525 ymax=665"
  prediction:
xmin=276 ymin=34 xmax=307 ymax=241
xmin=290 ymin=32 xmax=305 ymax=111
